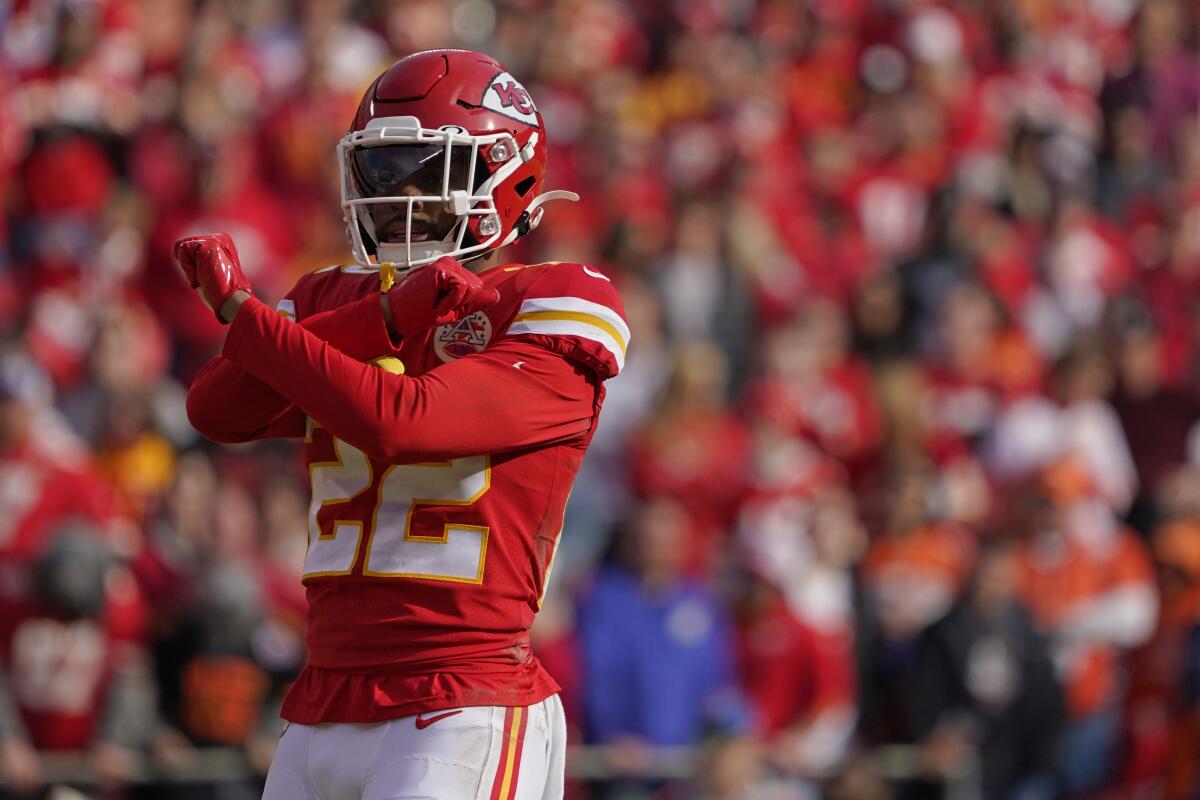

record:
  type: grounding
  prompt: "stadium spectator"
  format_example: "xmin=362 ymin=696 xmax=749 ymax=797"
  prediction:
xmin=0 ymin=523 xmax=152 ymax=796
xmin=576 ymin=497 xmax=748 ymax=796
xmin=1122 ymin=465 xmax=1200 ymax=798
xmin=0 ymin=350 xmax=119 ymax=577
xmin=627 ymin=342 xmax=749 ymax=574
xmin=736 ymin=486 xmax=862 ymax=777
xmin=1015 ymin=461 xmax=1158 ymax=795
xmin=913 ymin=537 xmax=1064 ymax=800
xmin=859 ymin=464 xmax=978 ymax=747
xmin=733 ymin=566 xmax=819 ymax=740
xmin=741 ymin=299 xmax=885 ymax=480
xmin=1109 ymin=307 xmax=1200 ymax=527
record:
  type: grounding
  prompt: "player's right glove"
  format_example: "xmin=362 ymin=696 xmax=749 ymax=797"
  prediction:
xmin=172 ymin=232 xmax=252 ymax=323
xmin=383 ymin=256 xmax=501 ymax=340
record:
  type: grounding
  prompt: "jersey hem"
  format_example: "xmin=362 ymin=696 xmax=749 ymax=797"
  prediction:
xmin=279 ymin=664 xmax=562 ymax=724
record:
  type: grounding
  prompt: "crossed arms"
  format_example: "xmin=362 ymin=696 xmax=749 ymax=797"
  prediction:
xmin=186 ymin=292 xmax=597 ymax=464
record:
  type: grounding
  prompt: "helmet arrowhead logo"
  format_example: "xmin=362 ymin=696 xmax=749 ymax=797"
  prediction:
xmin=481 ymin=72 xmax=539 ymax=127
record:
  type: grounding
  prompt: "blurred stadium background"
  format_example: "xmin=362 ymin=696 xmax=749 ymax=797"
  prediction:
xmin=1 ymin=0 xmax=1199 ymax=798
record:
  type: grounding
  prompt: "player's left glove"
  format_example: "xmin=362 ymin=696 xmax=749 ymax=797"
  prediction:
xmin=384 ymin=256 xmax=501 ymax=340
xmin=172 ymin=232 xmax=252 ymax=323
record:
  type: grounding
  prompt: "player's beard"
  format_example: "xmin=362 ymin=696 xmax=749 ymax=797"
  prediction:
xmin=374 ymin=200 xmax=456 ymax=245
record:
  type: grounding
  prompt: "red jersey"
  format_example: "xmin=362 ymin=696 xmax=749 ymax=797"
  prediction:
xmin=189 ymin=261 xmax=627 ymax=723
xmin=736 ymin=595 xmax=818 ymax=736
xmin=0 ymin=445 xmax=114 ymax=615
xmin=0 ymin=570 xmax=145 ymax=750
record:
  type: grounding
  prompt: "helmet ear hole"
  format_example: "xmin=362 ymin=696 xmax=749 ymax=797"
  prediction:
xmin=515 ymin=177 xmax=535 ymax=197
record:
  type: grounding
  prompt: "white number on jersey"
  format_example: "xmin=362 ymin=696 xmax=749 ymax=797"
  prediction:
xmin=303 ymin=423 xmax=490 ymax=583
xmin=12 ymin=619 xmax=105 ymax=712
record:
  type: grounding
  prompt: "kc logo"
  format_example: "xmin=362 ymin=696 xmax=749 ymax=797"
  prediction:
xmin=481 ymin=72 xmax=539 ymax=127
xmin=491 ymin=81 xmax=533 ymax=114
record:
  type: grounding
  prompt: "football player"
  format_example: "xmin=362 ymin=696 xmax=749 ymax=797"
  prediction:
xmin=177 ymin=50 xmax=628 ymax=800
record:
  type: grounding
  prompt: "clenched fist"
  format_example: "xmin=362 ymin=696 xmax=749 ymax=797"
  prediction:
xmin=384 ymin=256 xmax=501 ymax=340
xmin=173 ymin=232 xmax=252 ymax=323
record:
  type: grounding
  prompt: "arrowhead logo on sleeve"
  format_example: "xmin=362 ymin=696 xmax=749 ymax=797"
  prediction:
xmin=481 ymin=72 xmax=540 ymax=127
xmin=434 ymin=311 xmax=493 ymax=362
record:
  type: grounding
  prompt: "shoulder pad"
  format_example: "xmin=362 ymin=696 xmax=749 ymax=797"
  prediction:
xmin=276 ymin=265 xmax=378 ymax=320
xmin=503 ymin=262 xmax=629 ymax=381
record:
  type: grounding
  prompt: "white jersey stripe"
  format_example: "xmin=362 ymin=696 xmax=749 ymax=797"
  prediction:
xmin=515 ymin=297 xmax=630 ymax=342
xmin=506 ymin=319 xmax=626 ymax=372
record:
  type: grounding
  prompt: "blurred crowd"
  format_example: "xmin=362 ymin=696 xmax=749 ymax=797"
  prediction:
xmin=1 ymin=0 xmax=1199 ymax=798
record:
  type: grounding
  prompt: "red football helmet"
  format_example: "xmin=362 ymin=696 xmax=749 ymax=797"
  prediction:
xmin=339 ymin=49 xmax=577 ymax=270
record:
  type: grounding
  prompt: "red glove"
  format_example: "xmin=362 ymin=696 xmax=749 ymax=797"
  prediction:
xmin=385 ymin=256 xmax=501 ymax=339
xmin=173 ymin=232 xmax=252 ymax=323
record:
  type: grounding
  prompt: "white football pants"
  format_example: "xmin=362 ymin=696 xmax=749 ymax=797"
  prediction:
xmin=262 ymin=695 xmax=566 ymax=800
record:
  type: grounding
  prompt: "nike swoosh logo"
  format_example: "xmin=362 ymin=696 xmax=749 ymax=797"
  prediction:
xmin=414 ymin=710 xmax=463 ymax=729
xmin=582 ymin=266 xmax=611 ymax=281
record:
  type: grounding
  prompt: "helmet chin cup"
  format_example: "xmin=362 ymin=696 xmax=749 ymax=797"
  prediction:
xmin=376 ymin=239 xmax=452 ymax=268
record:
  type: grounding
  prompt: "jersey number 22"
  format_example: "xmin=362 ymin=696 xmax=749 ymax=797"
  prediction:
xmin=303 ymin=426 xmax=489 ymax=584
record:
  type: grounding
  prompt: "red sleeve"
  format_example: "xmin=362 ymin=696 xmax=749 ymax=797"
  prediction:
xmin=185 ymin=358 xmax=306 ymax=442
xmin=186 ymin=291 xmax=398 ymax=443
xmin=502 ymin=262 xmax=629 ymax=382
xmin=221 ymin=297 xmax=596 ymax=463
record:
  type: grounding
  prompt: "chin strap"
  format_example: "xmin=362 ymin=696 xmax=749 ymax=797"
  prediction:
xmin=530 ymin=189 xmax=581 ymax=208
xmin=375 ymin=190 xmax=581 ymax=276
xmin=375 ymin=239 xmax=453 ymax=271
xmin=500 ymin=190 xmax=581 ymax=247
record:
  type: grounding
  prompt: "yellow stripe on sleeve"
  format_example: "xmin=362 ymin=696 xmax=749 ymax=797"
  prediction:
xmin=511 ymin=311 xmax=628 ymax=356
